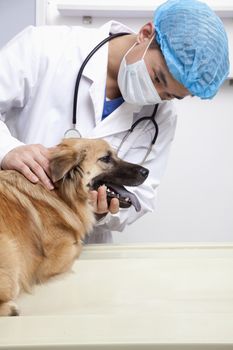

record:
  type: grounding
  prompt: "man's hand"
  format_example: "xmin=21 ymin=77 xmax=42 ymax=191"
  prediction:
xmin=89 ymin=185 xmax=119 ymax=219
xmin=1 ymin=144 xmax=54 ymax=190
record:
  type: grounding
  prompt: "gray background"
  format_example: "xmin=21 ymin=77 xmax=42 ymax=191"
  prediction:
xmin=0 ymin=0 xmax=36 ymax=48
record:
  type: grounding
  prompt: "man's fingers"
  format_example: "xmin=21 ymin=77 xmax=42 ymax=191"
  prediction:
xmin=109 ymin=198 xmax=119 ymax=214
xmin=97 ymin=185 xmax=108 ymax=213
xmin=17 ymin=163 xmax=39 ymax=183
xmin=90 ymin=186 xmax=120 ymax=216
xmin=24 ymin=159 xmax=54 ymax=190
xmin=89 ymin=190 xmax=98 ymax=212
xmin=1 ymin=144 xmax=54 ymax=190
xmin=37 ymin=146 xmax=51 ymax=169
xmin=34 ymin=153 xmax=51 ymax=178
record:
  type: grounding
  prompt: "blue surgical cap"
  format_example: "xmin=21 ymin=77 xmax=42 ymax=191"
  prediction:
xmin=154 ymin=0 xmax=230 ymax=99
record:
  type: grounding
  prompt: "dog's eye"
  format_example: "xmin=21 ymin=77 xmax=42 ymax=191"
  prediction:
xmin=99 ymin=155 xmax=111 ymax=163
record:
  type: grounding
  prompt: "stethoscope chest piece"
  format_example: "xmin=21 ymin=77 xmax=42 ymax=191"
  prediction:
xmin=64 ymin=128 xmax=82 ymax=139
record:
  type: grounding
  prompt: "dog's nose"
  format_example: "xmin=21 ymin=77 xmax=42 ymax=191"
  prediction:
xmin=139 ymin=167 xmax=149 ymax=179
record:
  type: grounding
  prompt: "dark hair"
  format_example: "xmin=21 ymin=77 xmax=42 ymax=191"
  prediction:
xmin=149 ymin=37 xmax=160 ymax=51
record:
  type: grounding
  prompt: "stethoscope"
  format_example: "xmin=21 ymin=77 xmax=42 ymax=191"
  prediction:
xmin=64 ymin=32 xmax=159 ymax=164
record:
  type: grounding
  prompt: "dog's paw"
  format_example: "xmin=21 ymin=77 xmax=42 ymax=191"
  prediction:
xmin=0 ymin=301 xmax=20 ymax=316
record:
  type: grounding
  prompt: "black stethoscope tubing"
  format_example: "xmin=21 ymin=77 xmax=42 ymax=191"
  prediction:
xmin=129 ymin=103 xmax=159 ymax=145
xmin=71 ymin=31 xmax=159 ymax=162
xmin=72 ymin=32 xmax=130 ymax=127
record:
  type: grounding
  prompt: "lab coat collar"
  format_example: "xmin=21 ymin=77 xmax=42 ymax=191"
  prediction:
xmin=78 ymin=21 xmax=139 ymax=136
xmin=91 ymin=102 xmax=141 ymax=138
xmin=79 ymin=21 xmax=135 ymax=82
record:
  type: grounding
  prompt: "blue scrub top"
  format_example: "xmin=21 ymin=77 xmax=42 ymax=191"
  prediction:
xmin=102 ymin=94 xmax=124 ymax=120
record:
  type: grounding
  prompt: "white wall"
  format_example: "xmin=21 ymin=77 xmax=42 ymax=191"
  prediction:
xmin=113 ymin=81 xmax=233 ymax=243
xmin=0 ymin=0 xmax=36 ymax=48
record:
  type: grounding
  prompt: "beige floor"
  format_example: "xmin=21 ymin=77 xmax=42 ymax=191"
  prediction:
xmin=0 ymin=243 xmax=233 ymax=349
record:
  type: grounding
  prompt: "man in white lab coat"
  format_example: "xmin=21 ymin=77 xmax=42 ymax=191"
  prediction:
xmin=0 ymin=0 xmax=229 ymax=243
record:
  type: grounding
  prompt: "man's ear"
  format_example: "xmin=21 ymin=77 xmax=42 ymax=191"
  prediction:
xmin=49 ymin=147 xmax=86 ymax=183
xmin=137 ymin=22 xmax=155 ymax=44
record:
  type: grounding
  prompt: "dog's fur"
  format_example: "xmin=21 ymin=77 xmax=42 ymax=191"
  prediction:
xmin=0 ymin=138 xmax=148 ymax=316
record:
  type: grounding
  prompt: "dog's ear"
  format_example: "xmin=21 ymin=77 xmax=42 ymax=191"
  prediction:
xmin=49 ymin=147 xmax=86 ymax=183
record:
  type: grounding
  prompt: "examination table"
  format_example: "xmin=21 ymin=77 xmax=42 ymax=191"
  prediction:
xmin=0 ymin=243 xmax=233 ymax=349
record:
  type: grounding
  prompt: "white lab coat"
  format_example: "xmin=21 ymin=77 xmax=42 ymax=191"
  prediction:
xmin=0 ymin=21 xmax=177 ymax=243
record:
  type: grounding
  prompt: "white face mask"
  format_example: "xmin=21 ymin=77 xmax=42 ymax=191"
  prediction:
xmin=117 ymin=36 xmax=162 ymax=105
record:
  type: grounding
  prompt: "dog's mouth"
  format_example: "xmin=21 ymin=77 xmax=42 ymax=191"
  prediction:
xmin=90 ymin=181 xmax=141 ymax=212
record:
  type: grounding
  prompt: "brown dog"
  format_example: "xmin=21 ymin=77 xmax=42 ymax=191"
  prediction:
xmin=0 ymin=138 xmax=149 ymax=316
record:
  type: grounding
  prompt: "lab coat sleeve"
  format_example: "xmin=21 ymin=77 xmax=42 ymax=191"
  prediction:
xmin=94 ymin=101 xmax=177 ymax=232
xmin=0 ymin=26 xmax=40 ymax=165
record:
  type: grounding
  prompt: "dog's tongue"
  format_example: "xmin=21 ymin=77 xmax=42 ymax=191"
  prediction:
xmin=107 ymin=183 xmax=141 ymax=212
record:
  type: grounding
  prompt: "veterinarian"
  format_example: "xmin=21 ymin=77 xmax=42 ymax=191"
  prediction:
xmin=0 ymin=0 xmax=229 ymax=243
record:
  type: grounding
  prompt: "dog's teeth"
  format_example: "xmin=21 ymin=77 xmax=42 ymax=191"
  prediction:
xmin=125 ymin=197 xmax=130 ymax=202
